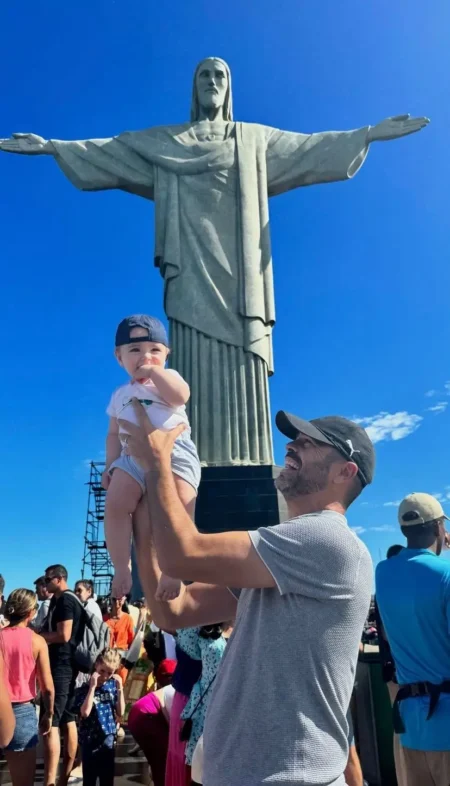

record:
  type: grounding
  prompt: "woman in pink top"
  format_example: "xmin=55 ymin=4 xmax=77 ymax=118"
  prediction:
xmin=2 ymin=589 xmax=54 ymax=786
xmin=0 ymin=634 xmax=15 ymax=748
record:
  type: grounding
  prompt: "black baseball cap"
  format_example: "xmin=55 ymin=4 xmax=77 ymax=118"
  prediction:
xmin=276 ymin=411 xmax=375 ymax=486
xmin=115 ymin=315 xmax=169 ymax=348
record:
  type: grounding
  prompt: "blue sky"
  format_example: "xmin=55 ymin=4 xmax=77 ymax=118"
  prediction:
xmin=1 ymin=0 xmax=449 ymax=593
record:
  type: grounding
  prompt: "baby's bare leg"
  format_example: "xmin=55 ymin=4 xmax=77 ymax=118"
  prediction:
xmin=104 ymin=468 xmax=143 ymax=598
xmin=156 ymin=476 xmax=197 ymax=602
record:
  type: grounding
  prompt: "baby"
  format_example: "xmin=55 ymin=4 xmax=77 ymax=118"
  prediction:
xmin=103 ymin=314 xmax=201 ymax=600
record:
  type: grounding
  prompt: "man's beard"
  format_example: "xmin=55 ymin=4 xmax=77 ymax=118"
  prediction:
xmin=275 ymin=455 xmax=335 ymax=500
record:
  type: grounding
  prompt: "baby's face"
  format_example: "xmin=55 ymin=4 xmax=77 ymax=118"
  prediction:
xmin=116 ymin=327 xmax=169 ymax=379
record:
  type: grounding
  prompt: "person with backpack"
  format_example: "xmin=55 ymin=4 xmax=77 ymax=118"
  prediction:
xmin=40 ymin=564 xmax=84 ymax=786
xmin=74 ymin=580 xmax=103 ymax=621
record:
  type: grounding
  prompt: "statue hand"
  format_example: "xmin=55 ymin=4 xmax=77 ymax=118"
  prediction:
xmin=368 ymin=114 xmax=430 ymax=143
xmin=0 ymin=133 xmax=51 ymax=155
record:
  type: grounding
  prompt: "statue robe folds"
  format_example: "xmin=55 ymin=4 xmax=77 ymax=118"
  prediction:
xmin=51 ymin=122 xmax=369 ymax=465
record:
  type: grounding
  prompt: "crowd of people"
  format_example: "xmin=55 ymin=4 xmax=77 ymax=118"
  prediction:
xmin=0 ymin=565 xmax=148 ymax=786
xmin=0 ymin=564 xmax=235 ymax=786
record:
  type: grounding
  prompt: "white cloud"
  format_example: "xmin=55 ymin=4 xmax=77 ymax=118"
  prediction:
xmin=445 ymin=381 xmax=450 ymax=395
xmin=432 ymin=492 xmax=444 ymax=502
xmin=354 ymin=411 xmax=423 ymax=444
xmin=383 ymin=500 xmax=401 ymax=507
xmin=351 ymin=526 xmax=366 ymax=535
xmin=370 ymin=525 xmax=395 ymax=532
xmin=427 ymin=401 xmax=448 ymax=414
xmin=425 ymin=389 xmax=437 ymax=397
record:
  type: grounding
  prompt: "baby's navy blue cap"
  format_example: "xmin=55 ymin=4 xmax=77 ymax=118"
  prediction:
xmin=115 ymin=315 xmax=169 ymax=348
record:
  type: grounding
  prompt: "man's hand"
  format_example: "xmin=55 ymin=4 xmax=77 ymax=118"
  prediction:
xmin=0 ymin=133 xmax=51 ymax=155
xmin=118 ymin=399 xmax=185 ymax=471
xmin=39 ymin=712 xmax=52 ymax=736
xmin=89 ymin=672 xmax=100 ymax=689
xmin=368 ymin=115 xmax=429 ymax=143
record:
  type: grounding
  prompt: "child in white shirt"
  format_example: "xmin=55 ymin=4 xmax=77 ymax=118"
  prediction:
xmin=103 ymin=315 xmax=201 ymax=600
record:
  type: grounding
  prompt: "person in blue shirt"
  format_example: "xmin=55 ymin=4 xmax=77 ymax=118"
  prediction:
xmin=376 ymin=493 xmax=450 ymax=786
xmin=74 ymin=648 xmax=125 ymax=786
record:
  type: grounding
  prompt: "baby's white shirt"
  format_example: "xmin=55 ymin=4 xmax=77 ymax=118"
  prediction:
xmin=107 ymin=371 xmax=190 ymax=447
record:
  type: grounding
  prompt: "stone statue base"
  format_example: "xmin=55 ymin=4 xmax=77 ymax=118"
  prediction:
xmin=196 ymin=465 xmax=288 ymax=534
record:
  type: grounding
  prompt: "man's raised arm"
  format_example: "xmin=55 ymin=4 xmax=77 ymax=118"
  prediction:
xmin=132 ymin=499 xmax=238 ymax=630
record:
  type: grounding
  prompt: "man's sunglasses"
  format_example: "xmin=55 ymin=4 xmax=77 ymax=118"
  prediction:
xmin=44 ymin=575 xmax=60 ymax=584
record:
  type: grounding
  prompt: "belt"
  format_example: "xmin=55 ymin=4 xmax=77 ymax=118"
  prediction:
xmin=393 ymin=680 xmax=450 ymax=734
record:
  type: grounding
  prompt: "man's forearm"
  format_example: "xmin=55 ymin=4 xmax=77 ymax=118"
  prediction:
xmin=133 ymin=496 xmax=187 ymax=629
xmin=145 ymin=465 xmax=201 ymax=576
xmin=134 ymin=494 xmax=238 ymax=629
xmin=41 ymin=631 xmax=66 ymax=645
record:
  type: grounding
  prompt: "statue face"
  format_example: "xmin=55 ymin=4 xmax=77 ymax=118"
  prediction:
xmin=195 ymin=59 xmax=228 ymax=114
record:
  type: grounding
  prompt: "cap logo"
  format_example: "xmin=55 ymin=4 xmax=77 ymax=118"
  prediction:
xmin=345 ymin=439 xmax=360 ymax=458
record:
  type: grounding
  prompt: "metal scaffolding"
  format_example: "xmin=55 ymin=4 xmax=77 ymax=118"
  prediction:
xmin=81 ymin=461 xmax=113 ymax=598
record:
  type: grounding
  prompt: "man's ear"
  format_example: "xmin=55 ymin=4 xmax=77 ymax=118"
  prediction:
xmin=333 ymin=461 xmax=358 ymax=487
xmin=115 ymin=348 xmax=123 ymax=367
xmin=433 ymin=520 xmax=442 ymax=539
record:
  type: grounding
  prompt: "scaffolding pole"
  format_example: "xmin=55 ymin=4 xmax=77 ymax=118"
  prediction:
xmin=81 ymin=461 xmax=113 ymax=598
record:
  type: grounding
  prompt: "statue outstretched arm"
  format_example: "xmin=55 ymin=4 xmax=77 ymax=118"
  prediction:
xmin=265 ymin=114 xmax=429 ymax=197
xmin=0 ymin=131 xmax=155 ymax=198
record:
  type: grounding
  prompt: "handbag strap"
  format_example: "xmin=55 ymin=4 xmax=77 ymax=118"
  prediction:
xmin=185 ymin=675 xmax=217 ymax=721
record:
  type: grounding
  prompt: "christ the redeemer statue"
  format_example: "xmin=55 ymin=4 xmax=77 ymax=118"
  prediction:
xmin=0 ymin=57 xmax=428 ymax=466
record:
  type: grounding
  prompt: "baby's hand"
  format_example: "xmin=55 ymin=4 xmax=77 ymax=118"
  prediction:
xmin=156 ymin=574 xmax=182 ymax=602
xmin=101 ymin=470 xmax=111 ymax=491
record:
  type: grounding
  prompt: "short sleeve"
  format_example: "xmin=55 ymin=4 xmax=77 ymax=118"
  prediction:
xmin=60 ymin=594 xmax=78 ymax=621
xmin=166 ymin=369 xmax=186 ymax=384
xmin=249 ymin=513 xmax=366 ymax=599
xmin=106 ymin=390 xmax=117 ymax=418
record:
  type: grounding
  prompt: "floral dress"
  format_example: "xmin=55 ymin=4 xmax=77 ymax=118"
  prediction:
xmin=180 ymin=629 xmax=226 ymax=765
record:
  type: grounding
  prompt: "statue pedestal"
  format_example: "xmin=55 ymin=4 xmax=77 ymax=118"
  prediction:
xmin=196 ymin=466 xmax=288 ymax=534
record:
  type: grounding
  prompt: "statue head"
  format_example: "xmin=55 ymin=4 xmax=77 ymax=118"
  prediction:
xmin=191 ymin=57 xmax=233 ymax=122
